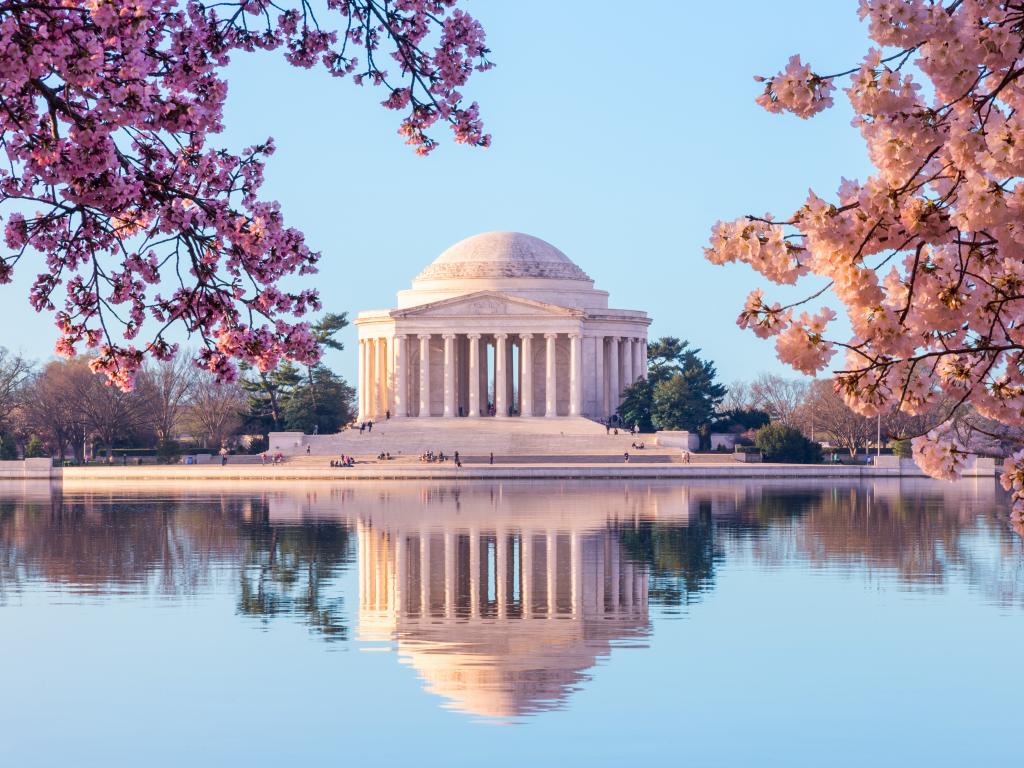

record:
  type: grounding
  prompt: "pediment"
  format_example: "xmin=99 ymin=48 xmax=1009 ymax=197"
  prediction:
xmin=392 ymin=291 xmax=582 ymax=319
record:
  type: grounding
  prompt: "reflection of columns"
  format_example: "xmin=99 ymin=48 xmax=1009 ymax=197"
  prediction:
xmin=522 ymin=529 xmax=533 ymax=617
xmin=377 ymin=336 xmax=388 ymax=416
xmin=467 ymin=334 xmax=481 ymax=418
xmin=419 ymin=533 xmax=429 ymax=615
xmin=546 ymin=531 xmax=557 ymax=616
xmin=393 ymin=335 xmax=406 ymax=418
xmin=496 ymin=528 xmax=508 ymax=618
xmin=544 ymin=333 xmax=558 ymax=418
xmin=610 ymin=539 xmax=620 ymax=609
xmin=623 ymin=562 xmax=633 ymax=608
xmin=395 ymin=530 xmax=405 ymax=613
xmin=607 ymin=336 xmax=620 ymax=412
xmin=594 ymin=334 xmax=605 ymax=418
xmin=569 ymin=333 xmax=582 ymax=416
xmin=570 ymin=531 xmax=581 ymax=618
xmin=418 ymin=334 xmax=431 ymax=417
xmin=469 ymin=527 xmax=480 ymax=618
xmin=443 ymin=334 xmax=456 ymax=418
xmin=494 ymin=333 xmax=508 ymax=417
xmin=444 ymin=531 xmax=455 ymax=617
xmin=634 ymin=337 xmax=646 ymax=381
xmin=520 ymin=334 xmax=533 ymax=417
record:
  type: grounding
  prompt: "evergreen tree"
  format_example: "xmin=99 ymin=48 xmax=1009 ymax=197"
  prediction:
xmin=617 ymin=337 xmax=726 ymax=435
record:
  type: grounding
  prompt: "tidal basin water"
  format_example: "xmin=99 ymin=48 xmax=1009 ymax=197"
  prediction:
xmin=1 ymin=479 xmax=1022 ymax=767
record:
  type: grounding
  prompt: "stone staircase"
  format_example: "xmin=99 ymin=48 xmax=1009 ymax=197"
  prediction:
xmin=270 ymin=417 xmax=669 ymax=458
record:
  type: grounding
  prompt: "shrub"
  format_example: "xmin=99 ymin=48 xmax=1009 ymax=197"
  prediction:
xmin=156 ymin=440 xmax=181 ymax=464
xmin=892 ymin=439 xmax=912 ymax=458
xmin=754 ymin=424 xmax=822 ymax=464
xmin=24 ymin=436 xmax=47 ymax=458
xmin=0 ymin=432 xmax=17 ymax=460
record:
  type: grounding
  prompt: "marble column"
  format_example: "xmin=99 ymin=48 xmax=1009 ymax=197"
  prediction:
xmin=367 ymin=338 xmax=377 ymax=418
xmin=623 ymin=338 xmax=634 ymax=390
xmin=393 ymin=335 xmax=407 ymax=418
xmin=357 ymin=339 xmax=366 ymax=421
xmin=467 ymin=333 xmax=481 ymax=417
xmin=377 ymin=336 xmax=389 ymax=417
xmin=607 ymin=336 xmax=620 ymax=412
xmin=544 ymin=333 xmax=558 ymax=418
xmin=569 ymin=333 xmax=582 ymax=417
xmin=443 ymin=333 xmax=456 ymax=418
xmin=418 ymin=334 xmax=431 ymax=418
xmin=634 ymin=337 xmax=646 ymax=382
xmin=494 ymin=333 xmax=508 ymax=418
xmin=520 ymin=334 xmax=534 ymax=417
xmin=594 ymin=335 xmax=605 ymax=419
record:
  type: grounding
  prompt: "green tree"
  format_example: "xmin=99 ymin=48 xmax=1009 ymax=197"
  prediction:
xmin=306 ymin=313 xmax=348 ymax=410
xmin=241 ymin=362 xmax=302 ymax=434
xmin=23 ymin=436 xmax=47 ymax=458
xmin=618 ymin=337 xmax=726 ymax=435
xmin=283 ymin=367 xmax=355 ymax=434
xmin=754 ymin=423 xmax=821 ymax=464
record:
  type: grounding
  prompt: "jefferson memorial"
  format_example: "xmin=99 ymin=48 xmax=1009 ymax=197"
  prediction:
xmin=355 ymin=232 xmax=651 ymax=422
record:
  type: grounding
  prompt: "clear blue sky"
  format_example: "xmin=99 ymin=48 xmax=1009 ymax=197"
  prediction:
xmin=2 ymin=0 xmax=875 ymax=385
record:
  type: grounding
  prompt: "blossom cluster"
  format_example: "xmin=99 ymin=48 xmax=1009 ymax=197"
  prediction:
xmin=0 ymin=0 xmax=492 ymax=388
xmin=705 ymin=0 xmax=1024 ymax=513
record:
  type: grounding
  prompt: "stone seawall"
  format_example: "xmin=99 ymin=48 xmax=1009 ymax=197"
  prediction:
xmin=59 ymin=458 xmax=998 ymax=482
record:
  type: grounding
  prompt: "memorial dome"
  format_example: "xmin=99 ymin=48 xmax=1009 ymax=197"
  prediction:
xmin=414 ymin=231 xmax=592 ymax=283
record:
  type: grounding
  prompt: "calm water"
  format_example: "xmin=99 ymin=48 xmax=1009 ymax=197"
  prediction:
xmin=1 ymin=479 xmax=1021 ymax=767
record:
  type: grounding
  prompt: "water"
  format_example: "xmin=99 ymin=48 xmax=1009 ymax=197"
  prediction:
xmin=1 ymin=478 xmax=1021 ymax=767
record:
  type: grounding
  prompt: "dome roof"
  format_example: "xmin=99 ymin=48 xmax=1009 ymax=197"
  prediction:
xmin=414 ymin=232 xmax=591 ymax=283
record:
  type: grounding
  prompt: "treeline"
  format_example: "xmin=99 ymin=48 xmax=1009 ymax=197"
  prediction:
xmin=0 ymin=314 xmax=355 ymax=462
xmin=615 ymin=339 xmax=1013 ymax=460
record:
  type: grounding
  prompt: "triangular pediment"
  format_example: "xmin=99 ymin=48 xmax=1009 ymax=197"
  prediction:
xmin=392 ymin=291 xmax=582 ymax=318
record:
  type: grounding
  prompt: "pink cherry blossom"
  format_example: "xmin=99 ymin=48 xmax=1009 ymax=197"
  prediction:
xmin=0 ymin=1 xmax=493 ymax=389
xmin=706 ymin=1 xmax=1024 ymax=519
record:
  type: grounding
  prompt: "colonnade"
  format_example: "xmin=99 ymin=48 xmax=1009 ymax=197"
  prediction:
xmin=357 ymin=332 xmax=647 ymax=421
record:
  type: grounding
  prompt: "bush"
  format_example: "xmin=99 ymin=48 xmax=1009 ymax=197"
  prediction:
xmin=0 ymin=432 xmax=17 ymax=460
xmin=156 ymin=440 xmax=181 ymax=464
xmin=892 ymin=439 xmax=912 ymax=458
xmin=24 ymin=436 xmax=47 ymax=458
xmin=754 ymin=424 xmax=822 ymax=464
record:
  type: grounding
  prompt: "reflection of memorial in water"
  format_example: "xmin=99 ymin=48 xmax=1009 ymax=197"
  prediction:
xmin=355 ymin=516 xmax=650 ymax=720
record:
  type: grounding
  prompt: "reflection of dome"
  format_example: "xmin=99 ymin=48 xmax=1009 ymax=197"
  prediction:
xmin=414 ymin=232 xmax=592 ymax=283
xmin=356 ymin=520 xmax=650 ymax=721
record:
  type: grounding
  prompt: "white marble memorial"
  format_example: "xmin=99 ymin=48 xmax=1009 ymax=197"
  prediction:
xmin=356 ymin=232 xmax=651 ymax=421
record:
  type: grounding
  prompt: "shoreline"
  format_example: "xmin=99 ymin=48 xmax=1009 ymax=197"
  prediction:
xmin=41 ymin=461 xmax=997 ymax=481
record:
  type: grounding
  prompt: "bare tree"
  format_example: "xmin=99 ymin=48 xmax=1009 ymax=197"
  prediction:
xmin=18 ymin=359 xmax=92 ymax=461
xmin=721 ymin=380 xmax=757 ymax=412
xmin=0 ymin=347 xmax=33 ymax=427
xmin=185 ymin=371 xmax=246 ymax=449
xmin=140 ymin=353 xmax=196 ymax=443
xmin=750 ymin=374 xmax=808 ymax=427
xmin=801 ymin=379 xmax=875 ymax=457
xmin=79 ymin=373 xmax=155 ymax=451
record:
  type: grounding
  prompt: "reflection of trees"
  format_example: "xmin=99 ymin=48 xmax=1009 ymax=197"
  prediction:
xmin=618 ymin=484 xmax=1024 ymax=609
xmin=0 ymin=490 xmax=355 ymax=640
xmin=619 ymin=502 xmax=721 ymax=608
xmin=237 ymin=503 xmax=354 ymax=642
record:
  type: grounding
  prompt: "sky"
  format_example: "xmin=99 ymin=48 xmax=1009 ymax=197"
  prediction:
xmin=2 ymin=0 xmax=878 ymax=386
